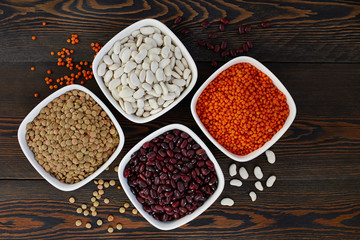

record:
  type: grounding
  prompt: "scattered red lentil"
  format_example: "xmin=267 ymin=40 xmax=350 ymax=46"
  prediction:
xmin=32 ymin=36 xmax=36 ymax=40
xmin=42 ymin=21 xmax=46 ymax=26
xmin=30 ymin=67 xmax=35 ymax=71
xmin=34 ymin=93 xmax=39 ymax=98
xmin=196 ymin=63 xmax=289 ymax=155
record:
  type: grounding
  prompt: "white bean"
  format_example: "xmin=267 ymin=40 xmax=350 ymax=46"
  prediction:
xmin=124 ymin=61 xmax=137 ymax=73
xmin=153 ymin=33 xmax=163 ymax=46
xmin=124 ymin=101 xmax=134 ymax=114
xmin=254 ymin=166 xmax=263 ymax=179
xmin=174 ymin=47 xmax=182 ymax=59
xmin=113 ymin=41 xmax=121 ymax=54
xmin=229 ymin=164 xmax=237 ymax=177
xmin=103 ymin=55 xmax=113 ymax=65
xmin=266 ymin=175 xmax=276 ymax=188
xmin=113 ymin=67 xmax=124 ymax=79
xmin=136 ymin=108 xmax=144 ymax=117
xmin=111 ymin=53 xmax=121 ymax=64
xmin=109 ymin=63 xmax=120 ymax=71
xmin=97 ymin=62 xmax=107 ymax=76
xmin=159 ymin=58 xmax=170 ymax=69
xmin=129 ymin=73 xmax=140 ymax=87
xmin=155 ymin=68 xmax=164 ymax=81
xmin=183 ymin=68 xmax=191 ymax=79
xmin=266 ymin=150 xmax=276 ymax=164
xmin=239 ymin=167 xmax=249 ymax=179
xmin=173 ymin=79 xmax=186 ymax=87
xmin=163 ymin=100 xmax=174 ymax=108
xmin=148 ymin=98 xmax=158 ymax=109
xmin=161 ymin=93 xmax=176 ymax=101
xmin=151 ymin=61 xmax=158 ymax=73
xmin=220 ymin=198 xmax=234 ymax=206
xmin=159 ymin=82 xmax=168 ymax=96
xmin=230 ymin=179 xmax=242 ymax=187
xmin=150 ymin=108 xmax=162 ymax=115
xmin=137 ymin=99 xmax=144 ymax=109
xmin=255 ymin=181 xmax=264 ymax=191
xmin=153 ymin=84 xmax=162 ymax=95
xmin=249 ymin=191 xmax=257 ymax=202
xmin=120 ymin=48 xmax=131 ymax=63
xmin=143 ymin=111 xmax=150 ymax=117
xmin=133 ymin=88 xmax=145 ymax=99
xmin=146 ymin=70 xmax=155 ymax=85
xmin=140 ymin=26 xmax=155 ymax=35
xmin=108 ymin=78 xmax=120 ymax=91
xmin=104 ymin=70 xmax=113 ymax=83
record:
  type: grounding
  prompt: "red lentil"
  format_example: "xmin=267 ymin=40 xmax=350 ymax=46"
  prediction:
xmin=196 ymin=63 xmax=289 ymax=155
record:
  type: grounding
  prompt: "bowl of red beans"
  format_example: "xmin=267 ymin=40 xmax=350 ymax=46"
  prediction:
xmin=118 ymin=124 xmax=225 ymax=230
xmin=191 ymin=56 xmax=296 ymax=162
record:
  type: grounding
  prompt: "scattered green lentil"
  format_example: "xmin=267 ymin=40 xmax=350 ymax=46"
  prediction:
xmin=108 ymin=226 xmax=114 ymax=233
xmin=85 ymin=222 xmax=91 ymax=229
xmin=93 ymin=201 xmax=99 ymax=207
xmin=75 ymin=220 xmax=82 ymax=226
xmin=76 ymin=208 xmax=83 ymax=214
xmin=107 ymin=215 xmax=114 ymax=222
xmin=104 ymin=181 xmax=109 ymax=188
xmin=109 ymin=180 xmax=116 ymax=186
xmin=104 ymin=198 xmax=110 ymax=204
xmin=97 ymin=219 xmax=103 ymax=226
xmin=119 ymin=207 xmax=125 ymax=213
xmin=69 ymin=197 xmax=76 ymax=203
xmin=132 ymin=209 xmax=138 ymax=215
xmin=124 ymin=203 xmax=130 ymax=208
xmin=83 ymin=210 xmax=89 ymax=216
xmin=81 ymin=204 xmax=87 ymax=210
xmin=116 ymin=223 xmax=122 ymax=230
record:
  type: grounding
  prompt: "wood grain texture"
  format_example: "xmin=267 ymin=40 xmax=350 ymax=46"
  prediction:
xmin=0 ymin=180 xmax=359 ymax=239
xmin=0 ymin=0 xmax=360 ymax=239
xmin=0 ymin=0 xmax=359 ymax=63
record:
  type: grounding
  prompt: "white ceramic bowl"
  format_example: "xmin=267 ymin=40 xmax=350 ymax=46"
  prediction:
xmin=92 ymin=19 xmax=198 ymax=123
xmin=18 ymin=85 xmax=125 ymax=191
xmin=118 ymin=124 xmax=225 ymax=230
xmin=191 ymin=56 xmax=296 ymax=162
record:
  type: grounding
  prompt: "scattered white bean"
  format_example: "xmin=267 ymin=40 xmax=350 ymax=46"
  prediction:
xmin=254 ymin=166 xmax=263 ymax=179
xmin=266 ymin=175 xmax=276 ymax=188
xmin=266 ymin=150 xmax=276 ymax=164
xmin=220 ymin=198 xmax=234 ymax=206
xmin=249 ymin=191 xmax=257 ymax=202
xmin=229 ymin=163 xmax=237 ymax=177
xmin=239 ymin=167 xmax=249 ymax=179
xmin=255 ymin=181 xmax=264 ymax=191
xmin=230 ymin=179 xmax=242 ymax=187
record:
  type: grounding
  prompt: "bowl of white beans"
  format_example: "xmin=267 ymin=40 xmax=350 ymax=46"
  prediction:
xmin=92 ymin=19 xmax=198 ymax=123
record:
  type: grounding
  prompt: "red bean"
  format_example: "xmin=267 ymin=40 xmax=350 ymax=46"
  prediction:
xmin=220 ymin=17 xmax=229 ymax=25
xmin=181 ymin=28 xmax=190 ymax=35
xmin=230 ymin=49 xmax=237 ymax=57
xmin=208 ymin=33 xmax=217 ymax=39
xmin=197 ymin=39 xmax=205 ymax=47
xmin=243 ymin=42 xmax=249 ymax=52
xmin=174 ymin=16 xmax=182 ymax=25
xmin=219 ymin=24 xmax=225 ymax=32
xmin=214 ymin=44 xmax=220 ymax=53
xmin=211 ymin=60 xmax=218 ymax=68
xmin=238 ymin=25 xmax=245 ymax=34
xmin=261 ymin=21 xmax=270 ymax=28
xmin=201 ymin=21 xmax=210 ymax=28
xmin=220 ymin=41 xmax=227 ymax=50
xmin=124 ymin=129 xmax=218 ymax=222
xmin=236 ymin=48 xmax=244 ymax=54
xmin=206 ymin=42 xmax=214 ymax=50
xmin=246 ymin=40 xmax=253 ymax=49
xmin=244 ymin=25 xmax=251 ymax=33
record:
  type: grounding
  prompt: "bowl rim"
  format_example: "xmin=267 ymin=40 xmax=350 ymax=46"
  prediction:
xmin=118 ymin=123 xmax=225 ymax=230
xmin=190 ymin=56 xmax=297 ymax=162
xmin=17 ymin=84 xmax=125 ymax=191
xmin=92 ymin=18 xmax=198 ymax=124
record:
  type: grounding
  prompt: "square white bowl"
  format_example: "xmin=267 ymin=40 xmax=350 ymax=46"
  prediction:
xmin=18 ymin=84 xmax=125 ymax=191
xmin=92 ymin=19 xmax=198 ymax=124
xmin=191 ymin=56 xmax=296 ymax=162
xmin=118 ymin=123 xmax=225 ymax=230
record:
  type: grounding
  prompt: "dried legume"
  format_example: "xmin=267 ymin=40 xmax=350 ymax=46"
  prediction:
xmin=124 ymin=129 xmax=218 ymax=222
xmin=196 ymin=63 xmax=289 ymax=155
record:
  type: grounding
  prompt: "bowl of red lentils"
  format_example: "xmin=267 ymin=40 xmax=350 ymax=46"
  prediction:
xmin=191 ymin=56 xmax=296 ymax=162
xmin=118 ymin=124 xmax=225 ymax=230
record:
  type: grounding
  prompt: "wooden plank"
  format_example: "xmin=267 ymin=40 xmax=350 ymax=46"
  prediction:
xmin=0 ymin=1 xmax=359 ymax=63
xmin=0 ymin=62 xmax=359 ymax=179
xmin=0 ymin=179 xmax=359 ymax=239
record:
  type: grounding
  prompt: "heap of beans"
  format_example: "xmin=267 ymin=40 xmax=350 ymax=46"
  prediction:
xmin=123 ymin=129 xmax=218 ymax=222
xmin=98 ymin=26 xmax=192 ymax=118
xmin=196 ymin=63 xmax=289 ymax=155
xmin=26 ymin=90 xmax=120 ymax=184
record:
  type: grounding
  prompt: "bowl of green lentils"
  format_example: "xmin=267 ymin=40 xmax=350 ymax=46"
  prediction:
xmin=18 ymin=84 xmax=125 ymax=191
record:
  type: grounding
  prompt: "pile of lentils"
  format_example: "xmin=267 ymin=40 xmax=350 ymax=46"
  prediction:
xmin=124 ymin=129 xmax=218 ymax=222
xmin=26 ymin=90 xmax=120 ymax=184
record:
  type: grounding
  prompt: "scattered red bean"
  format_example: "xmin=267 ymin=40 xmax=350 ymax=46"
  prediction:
xmin=214 ymin=44 xmax=220 ymax=53
xmin=181 ymin=29 xmax=190 ymax=35
xmin=197 ymin=39 xmax=205 ymax=47
xmin=219 ymin=24 xmax=225 ymax=32
xmin=236 ymin=48 xmax=244 ymax=54
xmin=206 ymin=42 xmax=214 ymax=50
xmin=124 ymin=129 xmax=218 ymax=222
xmin=245 ymin=25 xmax=252 ymax=33
xmin=220 ymin=41 xmax=227 ymax=50
xmin=230 ymin=49 xmax=237 ymax=57
xmin=242 ymin=42 xmax=249 ymax=52
xmin=211 ymin=60 xmax=218 ymax=67
xmin=261 ymin=21 xmax=270 ymax=28
xmin=238 ymin=25 xmax=245 ymax=34
xmin=220 ymin=18 xmax=229 ymax=25
xmin=174 ymin=16 xmax=183 ymax=25
xmin=221 ymin=50 xmax=229 ymax=58
xmin=208 ymin=33 xmax=217 ymax=39
xmin=201 ymin=21 xmax=210 ymax=28
xmin=246 ymin=40 xmax=253 ymax=49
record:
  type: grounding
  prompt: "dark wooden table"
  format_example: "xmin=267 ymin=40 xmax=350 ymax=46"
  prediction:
xmin=1 ymin=1 xmax=359 ymax=239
